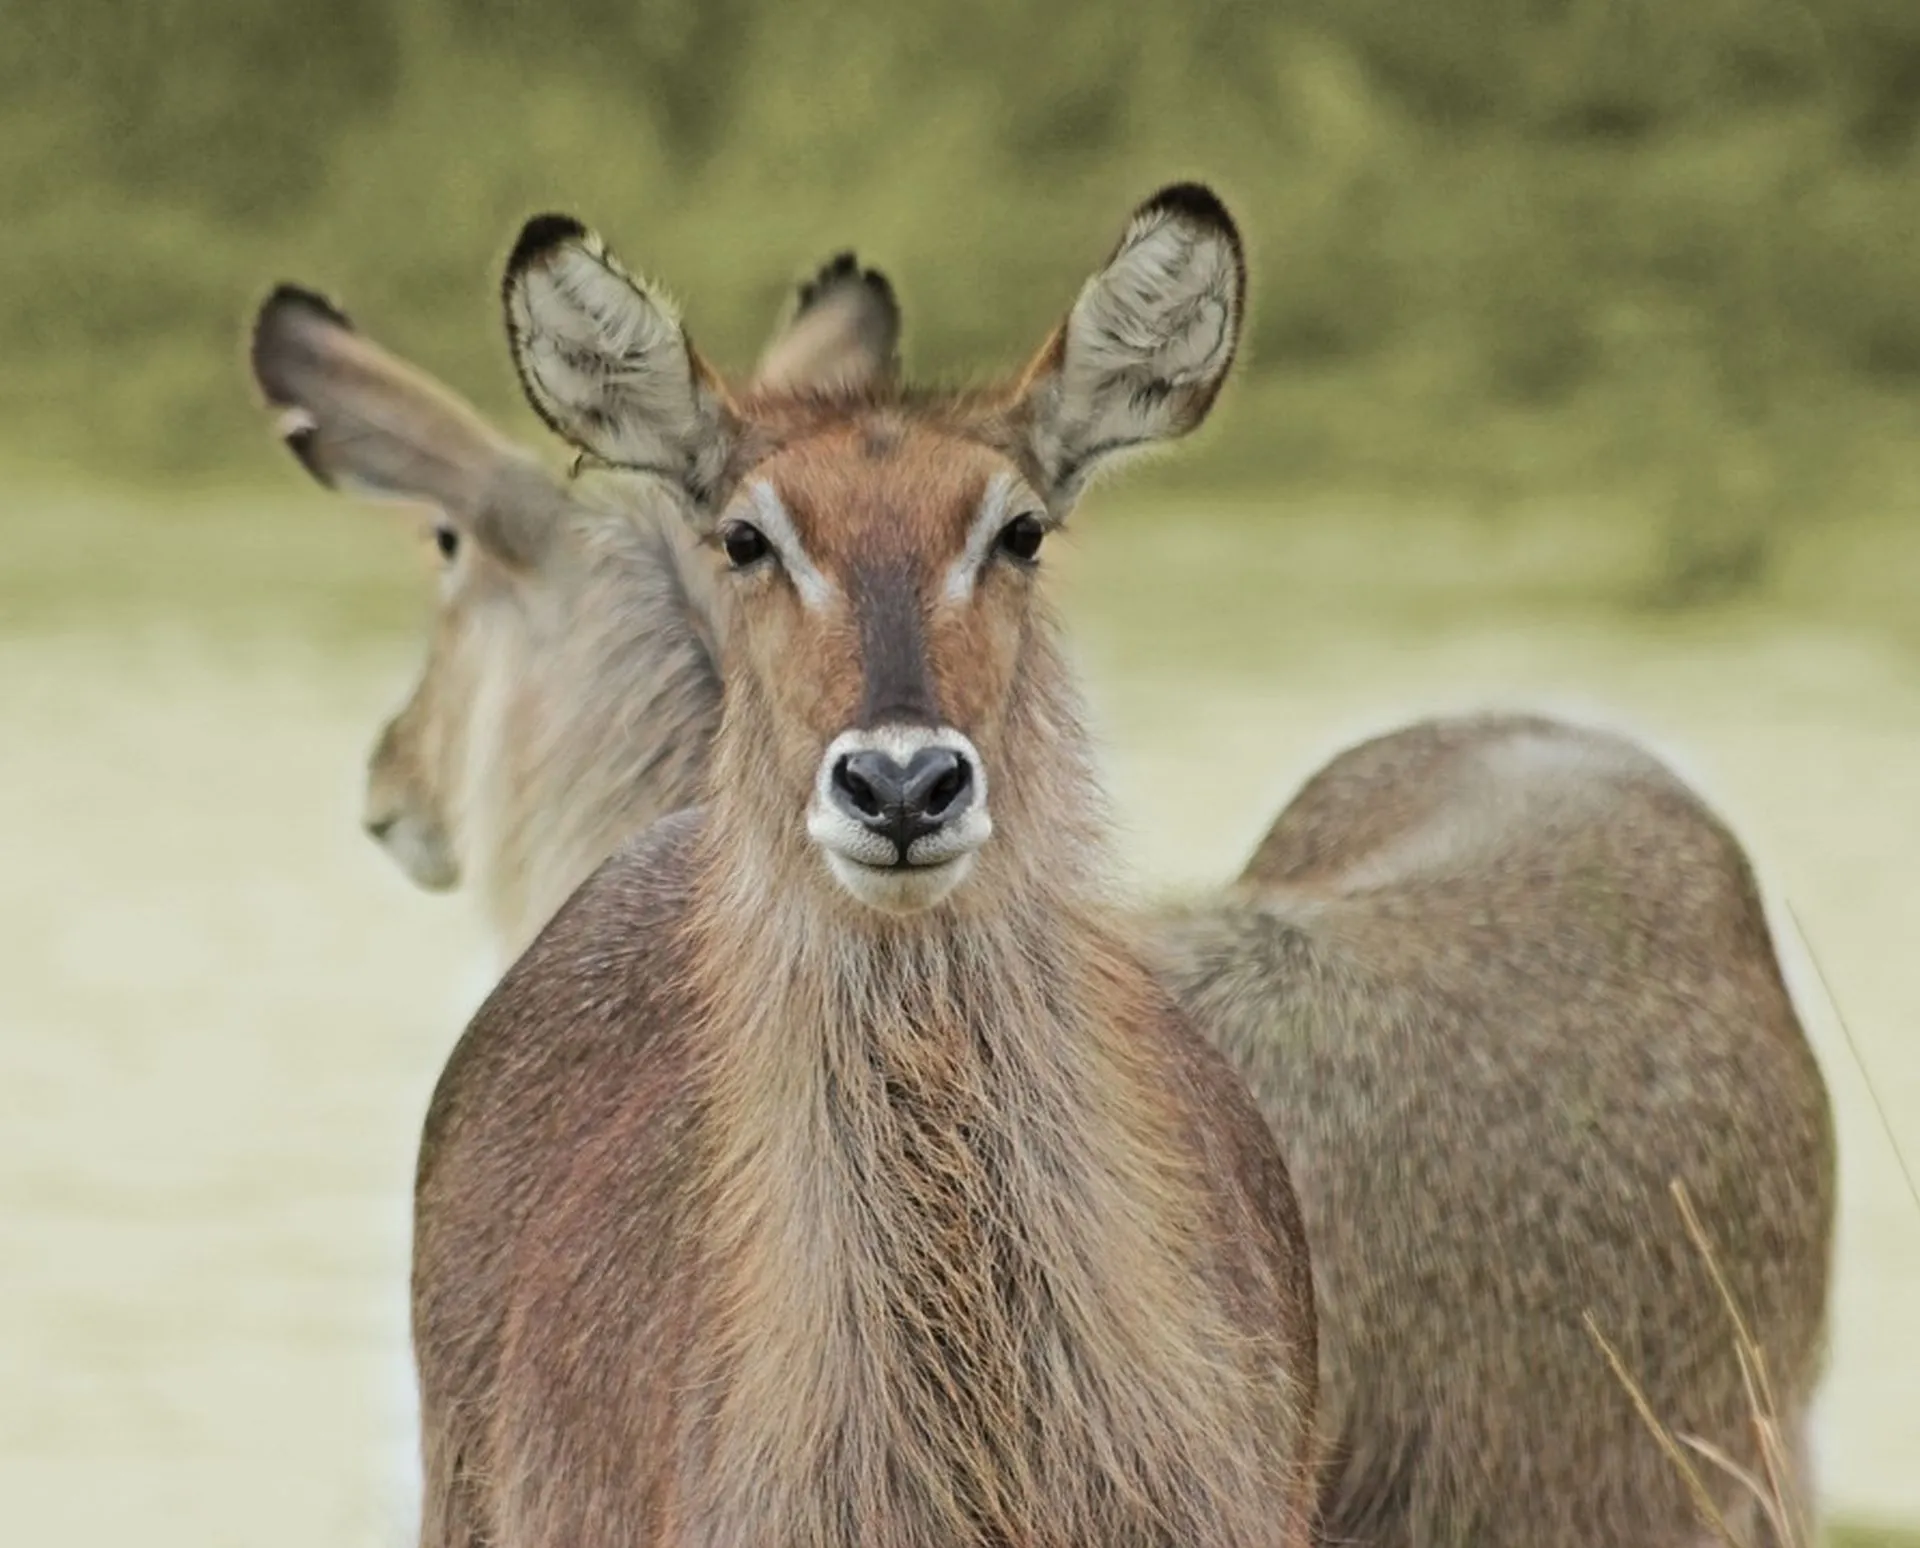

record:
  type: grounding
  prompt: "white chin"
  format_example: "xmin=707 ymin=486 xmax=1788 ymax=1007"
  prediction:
xmin=822 ymin=850 xmax=974 ymax=914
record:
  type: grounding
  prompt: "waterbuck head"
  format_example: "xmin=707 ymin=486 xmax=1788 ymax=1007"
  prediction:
xmin=502 ymin=184 xmax=1244 ymax=916
xmin=250 ymin=283 xmax=576 ymax=904
xmin=248 ymin=254 xmax=902 ymax=953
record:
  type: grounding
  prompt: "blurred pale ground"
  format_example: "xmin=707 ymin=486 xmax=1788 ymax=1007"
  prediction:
xmin=4 ymin=0 xmax=1920 ymax=1543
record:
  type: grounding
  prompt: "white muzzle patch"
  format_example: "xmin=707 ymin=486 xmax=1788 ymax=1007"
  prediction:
xmin=806 ymin=725 xmax=992 ymax=914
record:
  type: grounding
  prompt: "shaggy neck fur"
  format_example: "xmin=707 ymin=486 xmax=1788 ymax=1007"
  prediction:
xmin=677 ymin=629 xmax=1297 ymax=1546
xmin=470 ymin=487 xmax=725 ymax=959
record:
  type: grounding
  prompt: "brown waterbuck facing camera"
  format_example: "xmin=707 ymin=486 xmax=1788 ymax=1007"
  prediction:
xmin=410 ymin=186 xmax=1321 ymax=1546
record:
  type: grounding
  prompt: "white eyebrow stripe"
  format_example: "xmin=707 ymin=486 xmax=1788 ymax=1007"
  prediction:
xmin=746 ymin=480 xmax=835 ymax=610
xmin=942 ymin=473 xmax=1019 ymax=604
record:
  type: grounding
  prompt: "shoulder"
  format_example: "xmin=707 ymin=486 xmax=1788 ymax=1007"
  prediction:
xmin=499 ymin=806 xmax=707 ymax=1010
xmin=1170 ymin=997 xmax=1313 ymax=1255
xmin=1115 ymin=948 xmax=1317 ymax=1330
xmin=418 ymin=809 xmax=708 ymax=1183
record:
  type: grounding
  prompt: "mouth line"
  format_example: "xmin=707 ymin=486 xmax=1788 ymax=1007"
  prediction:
xmin=833 ymin=850 xmax=960 ymax=875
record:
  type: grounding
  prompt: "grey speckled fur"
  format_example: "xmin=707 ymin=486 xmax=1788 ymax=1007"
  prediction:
xmin=1155 ymin=712 xmax=1833 ymax=1548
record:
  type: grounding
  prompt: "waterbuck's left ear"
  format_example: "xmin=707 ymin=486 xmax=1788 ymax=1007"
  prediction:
xmin=502 ymin=214 xmax=734 ymax=505
xmin=1016 ymin=183 xmax=1245 ymax=507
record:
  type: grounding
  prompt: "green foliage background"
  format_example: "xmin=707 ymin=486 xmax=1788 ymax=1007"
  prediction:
xmin=7 ymin=0 xmax=1920 ymax=596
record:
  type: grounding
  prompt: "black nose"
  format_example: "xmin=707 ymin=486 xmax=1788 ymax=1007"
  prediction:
xmin=829 ymin=747 xmax=975 ymax=860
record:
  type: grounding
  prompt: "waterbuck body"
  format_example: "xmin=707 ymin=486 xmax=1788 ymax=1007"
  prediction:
xmin=251 ymin=215 xmax=1835 ymax=1548
xmin=1157 ymin=712 xmax=1834 ymax=1548
xmin=407 ymin=187 xmax=1321 ymax=1546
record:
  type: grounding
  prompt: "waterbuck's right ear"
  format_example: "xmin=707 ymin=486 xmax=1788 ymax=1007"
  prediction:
xmin=249 ymin=284 xmax=564 ymax=567
xmin=1014 ymin=183 xmax=1246 ymax=510
xmin=502 ymin=215 xmax=733 ymax=504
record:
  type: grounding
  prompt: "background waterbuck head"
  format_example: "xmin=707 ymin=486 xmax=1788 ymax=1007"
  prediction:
xmin=408 ymin=184 xmax=1319 ymax=1548
xmin=248 ymin=253 xmax=899 ymax=956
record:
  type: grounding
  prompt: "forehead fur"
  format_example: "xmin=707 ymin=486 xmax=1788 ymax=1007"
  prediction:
xmin=728 ymin=380 xmax=1033 ymax=479
xmin=741 ymin=413 xmax=1017 ymax=569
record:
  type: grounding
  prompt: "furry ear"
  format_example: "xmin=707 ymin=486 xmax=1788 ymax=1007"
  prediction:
xmin=752 ymin=251 xmax=902 ymax=392
xmin=249 ymin=284 xmax=564 ymax=567
xmin=501 ymin=215 xmax=733 ymax=502
xmin=1016 ymin=183 xmax=1245 ymax=507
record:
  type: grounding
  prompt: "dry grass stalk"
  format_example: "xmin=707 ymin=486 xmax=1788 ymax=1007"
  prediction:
xmin=1584 ymin=1179 xmax=1812 ymax=1548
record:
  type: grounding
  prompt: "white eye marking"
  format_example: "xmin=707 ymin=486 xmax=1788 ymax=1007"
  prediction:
xmin=744 ymin=481 xmax=835 ymax=610
xmin=941 ymin=472 xmax=1022 ymax=604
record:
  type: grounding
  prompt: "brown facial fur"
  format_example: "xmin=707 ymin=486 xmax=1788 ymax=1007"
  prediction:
xmin=718 ymin=421 xmax=1034 ymax=776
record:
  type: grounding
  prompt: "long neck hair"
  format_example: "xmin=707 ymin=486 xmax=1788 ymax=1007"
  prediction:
xmin=677 ymin=606 xmax=1307 ymax=1545
xmin=470 ymin=479 xmax=725 ymax=957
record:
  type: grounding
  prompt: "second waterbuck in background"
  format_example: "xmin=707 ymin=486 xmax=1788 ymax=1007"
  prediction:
xmin=408 ymin=186 xmax=1321 ymax=1546
xmin=249 ymin=250 xmax=901 ymax=958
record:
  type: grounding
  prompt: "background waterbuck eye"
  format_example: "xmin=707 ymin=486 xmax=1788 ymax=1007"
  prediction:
xmin=433 ymin=524 xmax=460 ymax=562
xmin=722 ymin=521 xmax=773 ymax=570
xmin=995 ymin=513 xmax=1047 ymax=565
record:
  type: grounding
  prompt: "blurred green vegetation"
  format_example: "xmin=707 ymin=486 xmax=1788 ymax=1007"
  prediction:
xmin=7 ymin=0 xmax=1920 ymax=601
xmin=1837 ymin=1526 xmax=1920 ymax=1548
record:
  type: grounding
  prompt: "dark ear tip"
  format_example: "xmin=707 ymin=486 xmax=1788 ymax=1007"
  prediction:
xmin=794 ymin=251 xmax=901 ymax=328
xmin=507 ymin=213 xmax=590 ymax=276
xmin=862 ymin=266 xmax=900 ymax=317
xmin=1137 ymin=182 xmax=1241 ymax=247
xmin=797 ymin=250 xmax=864 ymax=308
xmin=257 ymin=283 xmax=353 ymax=334
xmin=251 ymin=283 xmax=351 ymax=372
xmin=249 ymin=282 xmax=352 ymax=398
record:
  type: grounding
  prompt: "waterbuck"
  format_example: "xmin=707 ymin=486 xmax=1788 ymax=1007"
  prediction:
xmin=1155 ymin=712 xmax=1833 ymax=1548
xmin=408 ymin=185 xmax=1322 ymax=1546
xmin=250 ymin=216 xmax=1834 ymax=1548
xmin=250 ymin=251 xmax=899 ymax=957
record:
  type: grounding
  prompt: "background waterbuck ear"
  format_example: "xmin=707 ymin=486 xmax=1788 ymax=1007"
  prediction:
xmin=502 ymin=214 xmax=733 ymax=506
xmin=249 ymin=284 xmax=564 ymax=568
xmin=1016 ymin=183 xmax=1246 ymax=508
xmin=752 ymin=251 xmax=902 ymax=393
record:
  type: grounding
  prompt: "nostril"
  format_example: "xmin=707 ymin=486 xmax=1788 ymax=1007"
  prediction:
xmin=920 ymin=758 xmax=970 ymax=820
xmin=365 ymin=815 xmax=397 ymax=841
xmin=900 ymin=748 xmax=974 ymax=827
xmin=832 ymin=756 xmax=885 ymax=819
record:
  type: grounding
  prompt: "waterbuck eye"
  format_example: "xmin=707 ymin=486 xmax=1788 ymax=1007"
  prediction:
xmin=995 ymin=513 xmax=1046 ymax=565
xmin=433 ymin=525 xmax=460 ymax=562
xmin=722 ymin=521 xmax=772 ymax=570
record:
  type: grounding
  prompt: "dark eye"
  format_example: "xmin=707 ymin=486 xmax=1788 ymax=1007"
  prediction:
xmin=722 ymin=521 xmax=772 ymax=570
xmin=433 ymin=525 xmax=460 ymax=562
xmin=995 ymin=513 xmax=1046 ymax=565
